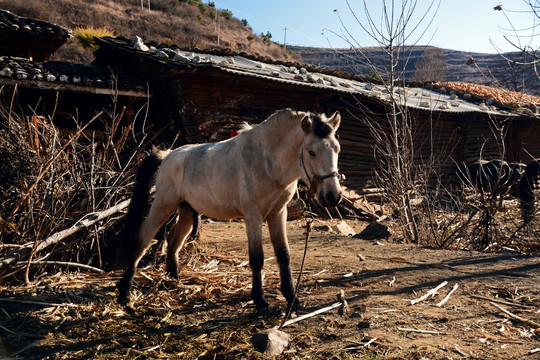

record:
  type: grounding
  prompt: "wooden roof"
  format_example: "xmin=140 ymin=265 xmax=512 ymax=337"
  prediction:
xmin=0 ymin=9 xmax=70 ymax=61
xmin=95 ymin=36 xmax=534 ymax=119
xmin=0 ymin=55 xmax=148 ymax=97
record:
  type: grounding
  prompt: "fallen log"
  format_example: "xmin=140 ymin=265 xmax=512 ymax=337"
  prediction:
xmin=0 ymin=197 xmax=132 ymax=271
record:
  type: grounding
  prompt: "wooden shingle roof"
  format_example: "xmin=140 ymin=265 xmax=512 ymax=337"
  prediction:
xmin=0 ymin=9 xmax=70 ymax=61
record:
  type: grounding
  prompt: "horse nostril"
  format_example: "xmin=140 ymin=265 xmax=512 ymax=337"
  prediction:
xmin=324 ymin=191 xmax=342 ymax=207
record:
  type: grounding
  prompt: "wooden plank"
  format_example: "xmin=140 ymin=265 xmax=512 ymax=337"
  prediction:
xmin=0 ymin=77 xmax=149 ymax=98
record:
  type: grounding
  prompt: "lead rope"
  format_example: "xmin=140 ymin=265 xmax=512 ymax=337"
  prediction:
xmin=280 ymin=149 xmax=342 ymax=327
xmin=279 ymin=204 xmax=313 ymax=330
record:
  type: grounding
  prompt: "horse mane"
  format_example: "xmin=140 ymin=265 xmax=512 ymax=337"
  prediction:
xmin=238 ymin=122 xmax=252 ymax=133
xmin=240 ymin=109 xmax=334 ymax=141
xmin=253 ymin=108 xmax=304 ymax=132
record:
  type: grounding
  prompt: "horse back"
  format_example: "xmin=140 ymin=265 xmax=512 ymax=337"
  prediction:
xmin=155 ymin=136 xmax=294 ymax=220
xmin=155 ymin=139 xmax=246 ymax=219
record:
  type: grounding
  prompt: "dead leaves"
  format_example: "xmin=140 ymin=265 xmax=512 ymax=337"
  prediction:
xmin=436 ymin=81 xmax=540 ymax=108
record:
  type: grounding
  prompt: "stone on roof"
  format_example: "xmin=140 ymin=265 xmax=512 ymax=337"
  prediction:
xmin=0 ymin=55 xmax=146 ymax=96
xmin=0 ymin=9 xmax=69 ymax=41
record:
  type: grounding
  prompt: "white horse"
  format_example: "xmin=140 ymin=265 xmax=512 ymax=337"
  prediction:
xmin=117 ymin=108 xmax=342 ymax=315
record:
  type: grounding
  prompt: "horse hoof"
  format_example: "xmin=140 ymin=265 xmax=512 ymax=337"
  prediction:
xmin=117 ymin=293 xmax=129 ymax=305
xmin=117 ymin=288 xmax=129 ymax=305
xmin=117 ymin=285 xmax=130 ymax=304
xmin=166 ymin=265 xmax=179 ymax=279
xmin=293 ymin=303 xmax=306 ymax=313
xmin=291 ymin=298 xmax=305 ymax=313
xmin=256 ymin=306 xmax=273 ymax=317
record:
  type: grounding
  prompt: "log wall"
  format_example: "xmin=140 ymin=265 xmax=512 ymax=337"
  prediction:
xmin=95 ymin=46 xmax=540 ymax=191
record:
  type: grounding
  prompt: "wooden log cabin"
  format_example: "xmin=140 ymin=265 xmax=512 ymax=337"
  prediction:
xmin=93 ymin=36 xmax=540 ymax=191
xmin=1 ymin=7 xmax=538 ymax=192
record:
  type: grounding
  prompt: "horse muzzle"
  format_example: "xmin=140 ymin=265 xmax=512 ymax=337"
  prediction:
xmin=309 ymin=172 xmax=344 ymax=207
xmin=318 ymin=188 xmax=342 ymax=207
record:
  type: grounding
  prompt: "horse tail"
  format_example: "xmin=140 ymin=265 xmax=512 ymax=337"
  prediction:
xmin=519 ymin=159 xmax=540 ymax=224
xmin=119 ymin=153 xmax=163 ymax=264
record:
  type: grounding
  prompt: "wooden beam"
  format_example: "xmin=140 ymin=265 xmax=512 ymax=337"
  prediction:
xmin=0 ymin=77 xmax=150 ymax=98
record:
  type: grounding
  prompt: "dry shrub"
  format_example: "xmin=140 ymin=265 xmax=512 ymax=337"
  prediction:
xmin=358 ymin=93 xmax=536 ymax=252
xmin=0 ymin=116 xmax=38 ymax=191
xmin=0 ymin=89 xmax=154 ymax=282
xmin=411 ymin=143 xmax=539 ymax=253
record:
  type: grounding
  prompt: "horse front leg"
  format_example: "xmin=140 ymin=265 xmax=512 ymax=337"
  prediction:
xmin=267 ymin=208 xmax=302 ymax=311
xmin=245 ymin=216 xmax=270 ymax=316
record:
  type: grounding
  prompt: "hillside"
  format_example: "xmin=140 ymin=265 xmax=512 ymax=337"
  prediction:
xmin=0 ymin=0 xmax=297 ymax=63
xmin=290 ymin=45 xmax=540 ymax=95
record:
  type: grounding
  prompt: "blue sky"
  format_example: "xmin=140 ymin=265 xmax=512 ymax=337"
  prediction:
xmin=213 ymin=1 xmax=537 ymax=54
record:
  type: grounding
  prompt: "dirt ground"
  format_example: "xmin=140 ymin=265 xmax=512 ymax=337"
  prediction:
xmin=0 ymin=218 xmax=539 ymax=359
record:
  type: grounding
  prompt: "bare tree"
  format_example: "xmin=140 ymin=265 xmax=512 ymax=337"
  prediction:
xmin=329 ymin=0 xmax=440 ymax=243
xmin=412 ymin=47 xmax=447 ymax=82
xmin=493 ymin=1 xmax=540 ymax=94
xmin=323 ymin=1 xmax=537 ymax=250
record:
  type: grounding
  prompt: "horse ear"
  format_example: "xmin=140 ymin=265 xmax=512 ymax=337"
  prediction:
xmin=328 ymin=111 xmax=341 ymax=130
xmin=301 ymin=115 xmax=312 ymax=134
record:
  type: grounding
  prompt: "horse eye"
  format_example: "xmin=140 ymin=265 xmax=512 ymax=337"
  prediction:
xmin=308 ymin=150 xmax=316 ymax=157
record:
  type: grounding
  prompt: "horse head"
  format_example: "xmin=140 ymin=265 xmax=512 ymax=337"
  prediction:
xmin=299 ymin=111 xmax=343 ymax=208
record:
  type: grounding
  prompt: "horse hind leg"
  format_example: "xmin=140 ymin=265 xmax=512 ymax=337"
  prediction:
xmin=165 ymin=202 xmax=197 ymax=279
xmin=117 ymin=200 xmax=178 ymax=304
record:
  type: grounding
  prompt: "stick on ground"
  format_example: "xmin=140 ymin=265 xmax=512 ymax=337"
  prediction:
xmin=281 ymin=294 xmax=360 ymax=327
xmin=436 ymin=283 xmax=458 ymax=307
xmin=398 ymin=327 xmax=442 ymax=335
xmin=490 ymin=301 xmax=540 ymax=328
xmin=410 ymin=281 xmax=448 ymax=305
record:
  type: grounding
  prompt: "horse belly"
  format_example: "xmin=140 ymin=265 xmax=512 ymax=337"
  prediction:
xmin=185 ymin=189 xmax=243 ymax=220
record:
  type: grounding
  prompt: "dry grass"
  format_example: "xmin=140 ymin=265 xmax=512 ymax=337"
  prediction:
xmin=0 ymin=219 xmax=538 ymax=359
xmin=436 ymin=81 xmax=540 ymax=107
xmin=73 ymin=26 xmax=115 ymax=49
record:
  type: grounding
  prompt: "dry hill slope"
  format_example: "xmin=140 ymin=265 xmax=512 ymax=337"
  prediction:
xmin=2 ymin=0 xmax=538 ymax=95
xmin=0 ymin=0 xmax=296 ymax=63
xmin=290 ymin=45 xmax=540 ymax=95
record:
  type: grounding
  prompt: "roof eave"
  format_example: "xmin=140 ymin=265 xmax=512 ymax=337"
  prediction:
xmin=0 ymin=77 xmax=150 ymax=98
